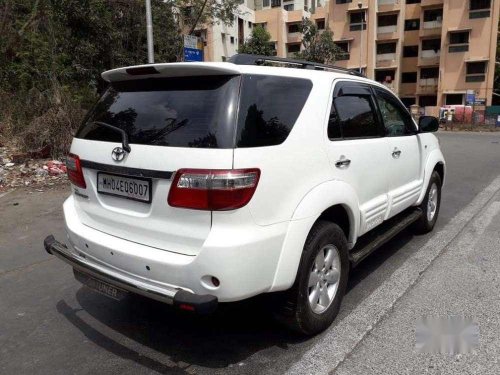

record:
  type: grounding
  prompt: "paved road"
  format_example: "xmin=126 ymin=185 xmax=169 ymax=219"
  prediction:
xmin=1 ymin=132 xmax=500 ymax=374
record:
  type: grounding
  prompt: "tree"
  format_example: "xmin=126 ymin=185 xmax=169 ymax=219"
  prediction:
xmin=238 ymin=25 xmax=275 ymax=56
xmin=494 ymin=22 xmax=500 ymax=104
xmin=176 ymin=0 xmax=241 ymax=35
xmin=295 ymin=18 xmax=341 ymax=64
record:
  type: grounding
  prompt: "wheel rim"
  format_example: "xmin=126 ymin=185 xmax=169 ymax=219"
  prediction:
xmin=427 ymin=183 xmax=438 ymax=222
xmin=308 ymin=244 xmax=341 ymax=314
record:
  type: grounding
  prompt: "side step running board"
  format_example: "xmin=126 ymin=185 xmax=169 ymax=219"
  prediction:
xmin=349 ymin=208 xmax=422 ymax=267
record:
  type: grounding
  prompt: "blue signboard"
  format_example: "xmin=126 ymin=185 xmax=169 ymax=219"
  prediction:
xmin=466 ymin=90 xmax=475 ymax=106
xmin=183 ymin=47 xmax=203 ymax=62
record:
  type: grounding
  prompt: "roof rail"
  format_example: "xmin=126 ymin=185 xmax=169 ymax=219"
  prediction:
xmin=228 ymin=54 xmax=365 ymax=77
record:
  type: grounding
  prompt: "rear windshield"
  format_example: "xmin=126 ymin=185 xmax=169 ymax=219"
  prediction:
xmin=76 ymin=74 xmax=312 ymax=148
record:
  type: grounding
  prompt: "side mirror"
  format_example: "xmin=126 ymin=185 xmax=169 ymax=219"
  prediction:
xmin=419 ymin=116 xmax=439 ymax=133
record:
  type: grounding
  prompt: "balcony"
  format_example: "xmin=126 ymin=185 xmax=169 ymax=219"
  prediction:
xmin=421 ymin=49 xmax=440 ymax=59
xmin=377 ymin=53 xmax=396 ymax=62
xmin=377 ymin=25 xmax=397 ymax=34
xmin=418 ymin=78 xmax=438 ymax=94
xmin=423 ymin=20 xmax=442 ymax=30
xmin=336 ymin=52 xmax=350 ymax=61
xmin=377 ymin=0 xmax=399 ymax=13
xmin=420 ymin=78 xmax=438 ymax=86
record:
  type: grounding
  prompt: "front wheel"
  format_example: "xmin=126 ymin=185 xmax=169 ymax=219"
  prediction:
xmin=411 ymin=171 xmax=442 ymax=234
xmin=273 ymin=221 xmax=349 ymax=335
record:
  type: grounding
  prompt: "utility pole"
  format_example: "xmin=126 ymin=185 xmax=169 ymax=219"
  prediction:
xmin=358 ymin=2 xmax=364 ymax=74
xmin=145 ymin=0 xmax=154 ymax=63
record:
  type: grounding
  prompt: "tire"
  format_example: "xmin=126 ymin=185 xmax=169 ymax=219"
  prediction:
xmin=411 ymin=171 xmax=442 ymax=234
xmin=273 ymin=221 xmax=349 ymax=335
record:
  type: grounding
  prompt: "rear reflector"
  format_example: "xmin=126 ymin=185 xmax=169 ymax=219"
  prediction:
xmin=66 ymin=154 xmax=86 ymax=189
xmin=168 ymin=169 xmax=260 ymax=211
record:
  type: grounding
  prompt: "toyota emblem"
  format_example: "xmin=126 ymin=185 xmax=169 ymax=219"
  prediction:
xmin=111 ymin=147 xmax=126 ymax=162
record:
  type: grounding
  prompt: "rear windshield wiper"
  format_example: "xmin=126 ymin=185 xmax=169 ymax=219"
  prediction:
xmin=90 ymin=121 xmax=131 ymax=153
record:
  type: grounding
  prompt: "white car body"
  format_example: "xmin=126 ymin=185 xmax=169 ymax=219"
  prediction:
xmin=54 ymin=61 xmax=445 ymax=305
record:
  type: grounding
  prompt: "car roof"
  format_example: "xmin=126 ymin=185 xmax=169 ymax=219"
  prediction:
xmin=101 ymin=62 xmax=380 ymax=86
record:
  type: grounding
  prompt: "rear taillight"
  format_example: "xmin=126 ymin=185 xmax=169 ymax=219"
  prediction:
xmin=66 ymin=153 xmax=86 ymax=188
xmin=168 ymin=169 xmax=260 ymax=211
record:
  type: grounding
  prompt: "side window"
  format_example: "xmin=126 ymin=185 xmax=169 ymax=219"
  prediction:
xmin=374 ymin=89 xmax=416 ymax=136
xmin=329 ymin=94 xmax=381 ymax=139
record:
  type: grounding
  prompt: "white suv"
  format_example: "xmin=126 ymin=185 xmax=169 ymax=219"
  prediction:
xmin=44 ymin=54 xmax=445 ymax=335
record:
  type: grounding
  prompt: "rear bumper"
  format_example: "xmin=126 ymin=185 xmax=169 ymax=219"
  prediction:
xmin=44 ymin=235 xmax=217 ymax=314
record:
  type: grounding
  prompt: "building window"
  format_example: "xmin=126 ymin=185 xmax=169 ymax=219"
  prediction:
xmin=404 ymin=19 xmax=420 ymax=31
xmin=336 ymin=0 xmax=352 ymax=3
xmin=378 ymin=14 xmax=398 ymax=27
xmin=403 ymin=45 xmax=419 ymax=57
xmin=402 ymin=72 xmax=418 ymax=83
xmin=316 ymin=19 xmax=325 ymax=30
xmin=375 ymin=69 xmax=396 ymax=83
xmin=421 ymin=38 xmax=441 ymax=58
xmin=449 ymin=31 xmax=469 ymax=52
xmin=350 ymin=11 xmax=366 ymax=31
xmin=466 ymin=61 xmax=487 ymax=82
xmin=287 ymin=43 xmax=301 ymax=53
xmin=450 ymin=31 xmax=469 ymax=44
xmin=420 ymin=67 xmax=439 ymax=79
xmin=284 ymin=4 xmax=294 ymax=10
xmin=254 ymin=22 xmax=267 ymax=30
xmin=377 ymin=42 xmax=397 ymax=55
xmin=469 ymin=0 xmax=491 ymax=18
xmin=271 ymin=0 xmax=281 ymax=7
xmin=405 ymin=0 xmax=421 ymax=4
xmin=248 ymin=21 xmax=252 ymax=28
xmin=230 ymin=36 xmax=235 ymax=44
xmin=263 ymin=0 xmax=270 ymax=6
xmin=288 ymin=23 xmax=300 ymax=33
xmin=446 ymin=94 xmax=464 ymax=105
xmin=419 ymin=95 xmax=437 ymax=107
xmin=335 ymin=41 xmax=350 ymax=60
xmin=378 ymin=14 xmax=398 ymax=33
xmin=423 ymin=8 xmax=443 ymax=29
xmin=470 ymin=0 xmax=491 ymax=10
xmin=401 ymin=97 xmax=416 ymax=108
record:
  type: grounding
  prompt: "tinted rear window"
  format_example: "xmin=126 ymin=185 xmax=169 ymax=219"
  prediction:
xmin=76 ymin=74 xmax=312 ymax=149
xmin=76 ymin=76 xmax=240 ymax=148
xmin=236 ymin=75 xmax=312 ymax=147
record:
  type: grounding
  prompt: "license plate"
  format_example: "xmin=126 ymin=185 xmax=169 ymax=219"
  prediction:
xmin=97 ymin=172 xmax=151 ymax=203
xmin=74 ymin=269 xmax=128 ymax=301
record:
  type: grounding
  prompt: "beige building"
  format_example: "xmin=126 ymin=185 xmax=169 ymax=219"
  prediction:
xmin=329 ymin=0 xmax=499 ymax=108
xmin=199 ymin=0 xmax=499 ymax=108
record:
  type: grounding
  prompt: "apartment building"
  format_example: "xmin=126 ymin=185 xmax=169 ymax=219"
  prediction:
xmin=193 ymin=0 xmax=255 ymax=62
xmin=198 ymin=0 xmax=499 ymax=108
xmin=329 ymin=0 xmax=499 ymax=108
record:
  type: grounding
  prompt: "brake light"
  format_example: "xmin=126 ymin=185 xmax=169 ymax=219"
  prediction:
xmin=66 ymin=153 xmax=86 ymax=188
xmin=168 ymin=169 xmax=260 ymax=211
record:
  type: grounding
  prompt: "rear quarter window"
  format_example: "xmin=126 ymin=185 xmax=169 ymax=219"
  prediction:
xmin=235 ymin=75 xmax=312 ymax=147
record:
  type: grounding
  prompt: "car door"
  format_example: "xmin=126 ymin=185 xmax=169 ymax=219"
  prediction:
xmin=372 ymin=87 xmax=422 ymax=218
xmin=325 ymin=81 xmax=390 ymax=236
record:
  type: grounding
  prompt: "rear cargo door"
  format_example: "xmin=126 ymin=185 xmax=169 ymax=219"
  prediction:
xmin=70 ymin=74 xmax=240 ymax=256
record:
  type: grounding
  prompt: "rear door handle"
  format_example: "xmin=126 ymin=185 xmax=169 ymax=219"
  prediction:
xmin=335 ymin=158 xmax=351 ymax=168
xmin=392 ymin=148 xmax=402 ymax=158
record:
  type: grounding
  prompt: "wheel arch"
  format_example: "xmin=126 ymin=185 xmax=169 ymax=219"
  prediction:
xmin=269 ymin=180 xmax=360 ymax=292
xmin=416 ymin=149 xmax=446 ymax=205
